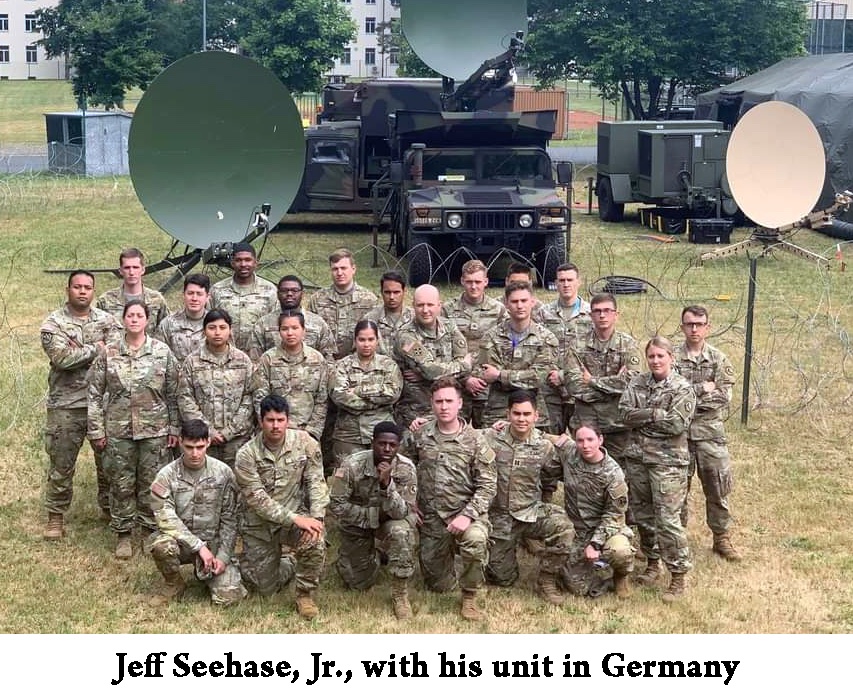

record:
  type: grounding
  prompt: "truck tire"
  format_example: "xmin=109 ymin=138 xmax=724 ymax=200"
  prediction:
xmin=598 ymin=177 xmax=624 ymax=222
xmin=408 ymin=235 xmax=434 ymax=287
xmin=535 ymin=231 xmax=567 ymax=288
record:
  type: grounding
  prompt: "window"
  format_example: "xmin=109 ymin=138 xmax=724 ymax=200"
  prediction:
xmin=341 ymin=48 xmax=351 ymax=65
xmin=25 ymin=14 xmax=37 ymax=32
xmin=0 ymin=46 xmax=9 ymax=63
xmin=365 ymin=16 xmax=376 ymax=34
xmin=366 ymin=0 xmax=376 ymax=4
xmin=25 ymin=44 xmax=37 ymax=63
xmin=365 ymin=48 xmax=376 ymax=66
xmin=0 ymin=15 xmax=8 ymax=32
xmin=389 ymin=49 xmax=399 ymax=66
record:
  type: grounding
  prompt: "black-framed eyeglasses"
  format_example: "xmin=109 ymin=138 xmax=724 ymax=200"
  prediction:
xmin=591 ymin=308 xmax=616 ymax=315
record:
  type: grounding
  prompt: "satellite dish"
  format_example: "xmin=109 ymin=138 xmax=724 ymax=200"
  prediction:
xmin=400 ymin=0 xmax=527 ymax=81
xmin=726 ymin=101 xmax=825 ymax=229
xmin=129 ymin=51 xmax=305 ymax=250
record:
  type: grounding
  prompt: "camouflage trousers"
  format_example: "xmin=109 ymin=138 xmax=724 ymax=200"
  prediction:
xmin=336 ymin=519 xmax=416 ymax=590
xmin=485 ymin=505 xmax=574 ymax=586
xmin=543 ymin=386 xmax=574 ymax=435
xmin=624 ymin=457 xmax=692 ymax=574
xmin=562 ymin=533 xmax=634 ymax=596
xmin=44 ymin=407 xmax=109 ymax=514
xmin=240 ymin=522 xmax=325 ymax=597
xmin=208 ymin=434 xmax=251 ymax=470
xmin=148 ymin=532 xmax=247 ymax=606
xmin=419 ymin=513 xmax=490 ymax=592
xmin=106 ymin=436 xmax=169 ymax=534
xmin=681 ymin=438 xmax=733 ymax=534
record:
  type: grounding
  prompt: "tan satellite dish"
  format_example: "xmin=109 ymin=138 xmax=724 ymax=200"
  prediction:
xmin=726 ymin=101 xmax=825 ymax=229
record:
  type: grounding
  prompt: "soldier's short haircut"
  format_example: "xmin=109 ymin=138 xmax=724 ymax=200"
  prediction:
xmin=181 ymin=419 xmax=210 ymax=440
xmin=67 ymin=269 xmax=95 ymax=287
xmin=123 ymin=299 xmax=149 ymax=318
xmin=278 ymin=309 xmax=305 ymax=329
xmin=329 ymin=248 xmax=355 ymax=265
xmin=507 ymin=389 xmax=538 ymax=409
xmin=232 ymin=241 xmax=257 ymax=257
xmin=354 ymin=318 xmax=379 ymax=338
xmin=373 ymin=421 xmax=402 ymax=441
xmin=505 ymin=261 xmax=532 ymax=279
xmin=203 ymin=308 xmax=232 ymax=327
xmin=504 ymin=280 xmax=533 ymax=298
xmin=645 ymin=335 xmax=674 ymax=356
xmin=184 ymin=273 xmax=210 ymax=292
xmin=556 ymin=262 xmax=580 ymax=275
xmin=461 ymin=259 xmax=488 ymax=277
xmin=590 ymin=292 xmax=617 ymax=310
xmin=277 ymin=274 xmax=303 ymax=289
xmin=380 ymin=270 xmax=406 ymax=289
xmin=574 ymin=421 xmax=603 ymax=438
xmin=681 ymin=305 xmax=709 ymax=322
xmin=260 ymin=393 xmax=290 ymax=418
xmin=119 ymin=247 xmax=145 ymax=265
xmin=431 ymin=376 xmax=462 ymax=395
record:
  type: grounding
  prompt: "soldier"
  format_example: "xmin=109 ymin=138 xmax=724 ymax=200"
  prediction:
xmin=41 ymin=270 xmax=121 ymax=539
xmin=554 ymin=423 xmax=634 ymax=599
xmin=503 ymin=261 xmax=544 ymax=316
xmin=472 ymin=281 xmax=558 ymax=429
xmin=619 ymin=336 xmax=695 ymax=602
xmin=443 ymin=259 xmax=508 ymax=427
xmin=364 ymin=270 xmax=414 ymax=356
xmin=154 ymin=273 xmax=210 ymax=364
xmin=675 ymin=305 xmax=741 ymax=561
xmin=247 ymin=275 xmax=336 ymax=362
xmin=392 ymin=284 xmax=471 ymax=430
xmin=234 ymin=394 xmax=328 ymax=618
xmin=209 ymin=242 xmax=278 ymax=353
xmin=87 ymin=300 xmax=180 ymax=559
xmin=97 ymin=248 xmax=170 ymax=332
xmin=252 ymin=310 xmax=330 ymax=441
xmin=482 ymin=390 xmax=574 ymax=604
xmin=177 ymin=309 xmax=255 ymax=467
xmin=403 ymin=377 xmax=496 ymax=621
xmin=329 ymin=422 xmax=418 ymax=619
xmin=148 ymin=419 xmax=247 ymax=605
xmin=329 ymin=319 xmax=403 ymax=466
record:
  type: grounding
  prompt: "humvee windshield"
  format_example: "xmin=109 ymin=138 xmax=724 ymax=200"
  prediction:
xmin=419 ymin=148 xmax=551 ymax=183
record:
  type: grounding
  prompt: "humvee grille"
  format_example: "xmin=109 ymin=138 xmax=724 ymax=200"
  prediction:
xmin=461 ymin=191 xmax=514 ymax=205
xmin=463 ymin=211 xmax=523 ymax=230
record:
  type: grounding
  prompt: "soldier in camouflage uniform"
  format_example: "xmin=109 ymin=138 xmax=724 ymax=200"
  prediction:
xmin=41 ymin=270 xmax=122 ymax=538
xmin=676 ymin=305 xmax=741 ymax=561
xmin=87 ymin=300 xmax=180 ymax=559
xmin=97 ymin=248 xmax=170 ymax=333
xmin=442 ymin=259 xmax=507 ymax=428
xmin=251 ymin=310 xmax=330 ymax=441
xmin=154 ymin=273 xmax=210 ymax=364
xmin=148 ymin=419 xmax=247 ymax=605
xmin=209 ymin=242 xmax=278 ymax=353
xmin=403 ymin=377 xmax=496 ymax=621
xmin=247 ymin=275 xmax=336 ymax=362
xmin=393 ymin=285 xmax=472 ymax=430
xmin=234 ymin=394 xmax=328 ymax=619
xmin=177 ymin=309 xmax=254 ymax=467
xmin=364 ymin=270 xmax=414 ymax=356
xmin=330 ymin=319 xmax=403 ymax=466
xmin=619 ymin=336 xmax=696 ymax=602
xmin=482 ymin=390 xmax=574 ymax=605
xmin=329 ymin=422 xmax=418 ymax=619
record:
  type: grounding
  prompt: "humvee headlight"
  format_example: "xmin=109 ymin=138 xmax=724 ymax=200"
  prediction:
xmin=447 ymin=212 xmax=463 ymax=229
xmin=519 ymin=213 xmax=534 ymax=228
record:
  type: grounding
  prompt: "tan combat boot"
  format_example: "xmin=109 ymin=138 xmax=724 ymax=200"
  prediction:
xmin=613 ymin=572 xmax=632 ymax=599
xmin=460 ymin=590 xmax=484 ymax=621
xmin=391 ymin=577 xmax=412 ymax=620
xmin=115 ymin=532 xmax=133 ymax=559
xmin=536 ymin=573 xmax=565 ymax=605
xmin=635 ymin=558 xmax=662 ymax=586
xmin=296 ymin=591 xmax=319 ymax=620
xmin=712 ymin=533 xmax=742 ymax=562
xmin=43 ymin=512 xmax=64 ymax=540
xmin=662 ymin=572 xmax=686 ymax=603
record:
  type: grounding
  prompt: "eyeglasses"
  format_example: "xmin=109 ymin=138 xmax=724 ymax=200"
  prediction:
xmin=591 ymin=308 xmax=616 ymax=315
xmin=681 ymin=322 xmax=708 ymax=329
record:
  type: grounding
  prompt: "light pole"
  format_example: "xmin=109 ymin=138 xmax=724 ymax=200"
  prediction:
xmin=202 ymin=0 xmax=207 ymax=51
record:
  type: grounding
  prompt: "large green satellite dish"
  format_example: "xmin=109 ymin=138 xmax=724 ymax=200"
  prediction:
xmin=129 ymin=51 xmax=305 ymax=250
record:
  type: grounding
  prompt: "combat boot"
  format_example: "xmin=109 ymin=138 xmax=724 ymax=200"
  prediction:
xmin=536 ymin=573 xmax=565 ymax=605
xmin=712 ymin=533 xmax=742 ymax=562
xmin=613 ymin=572 xmax=633 ymax=599
xmin=635 ymin=558 xmax=662 ymax=586
xmin=43 ymin=512 xmax=64 ymax=540
xmin=391 ymin=577 xmax=412 ymax=620
xmin=115 ymin=532 xmax=133 ymax=559
xmin=296 ymin=591 xmax=319 ymax=620
xmin=662 ymin=572 xmax=686 ymax=603
xmin=460 ymin=590 xmax=484 ymax=621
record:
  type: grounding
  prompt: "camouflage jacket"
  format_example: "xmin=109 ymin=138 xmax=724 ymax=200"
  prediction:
xmin=251 ymin=345 xmax=330 ymax=440
xmin=329 ymin=352 xmax=403 ymax=444
xmin=619 ymin=371 xmax=696 ymax=466
xmin=154 ymin=309 xmax=205 ymax=364
xmin=675 ymin=342 xmax=734 ymax=441
xmin=234 ymin=430 xmax=329 ymax=530
xmin=403 ymin=418 xmax=496 ymax=523
xmin=306 ymin=283 xmax=379 ymax=359
xmin=209 ymin=276 xmax=278 ymax=352
xmin=442 ymin=294 xmax=508 ymax=356
xmin=177 ymin=343 xmax=255 ymax=441
xmin=40 ymin=304 xmax=121 ymax=410
xmin=86 ymin=335 xmax=179 ymax=440
xmin=150 ymin=455 xmax=239 ymax=563
xmin=363 ymin=305 xmax=415 ymax=356
xmin=96 ymin=285 xmax=170 ymax=333
xmin=329 ymin=449 xmax=418 ymax=530
xmin=247 ymin=307 xmax=336 ymax=362
xmin=540 ymin=297 xmax=592 ymax=357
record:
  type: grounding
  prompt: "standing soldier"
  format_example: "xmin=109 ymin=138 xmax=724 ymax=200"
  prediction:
xmin=675 ymin=305 xmax=741 ymax=561
xmin=364 ymin=270 xmax=414 ymax=356
xmin=97 ymin=248 xmax=170 ymax=332
xmin=235 ymin=394 xmax=328 ymax=618
xmin=41 ymin=270 xmax=121 ymax=538
xmin=329 ymin=422 xmax=418 ymax=619
xmin=155 ymin=273 xmax=210 ymax=364
xmin=209 ymin=242 xmax=278 ymax=353
xmin=148 ymin=419 xmax=247 ymax=605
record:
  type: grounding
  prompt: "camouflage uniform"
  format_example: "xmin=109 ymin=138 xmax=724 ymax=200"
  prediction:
xmin=443 ymin=294 xmax=507 ymax=427
xmin=251 ymin=345 xmax=330 ymax=441
xmin=329 ymin=352 xmax=403 ymax=463
xmin=177 ymin=344 xmax=255 ymax=467
xmin=209 ymin=276 xmax=278 ymax=353
xmin=329 ymin=449 xmax=418 ymax=589
xmin=247 ymin=307 xmax=336 ymax=362
xmin=675 ymin=342 xmax=736 ymax=534
xmin=392 ymin=317 xmax=471 ymax=428
xmin=40 ymin=304 xmax=121 ymax=514
xmin=482 ymin=425 xmax=573 ymax=586
xmin=403 ymin=419 xmax=496 ymax=592
xmin=307 ymin=283 xmax=379 ymax=360
xmin=97 ymin=285 xmax=170 ymax=333
xmin=154 ymin=310 xmax=205 ymax=364
xmin=364 ymin=305 xmax=415 ymax=356
xmin=234 ymin=430 xmax=329 ymax=596
xmin=149 ymin=455 xmax=247 ymax=605
xmin=619 ymin=371 xmax=696 ymax=574
xmin=87 ymin=336 xmax=180 ymax=533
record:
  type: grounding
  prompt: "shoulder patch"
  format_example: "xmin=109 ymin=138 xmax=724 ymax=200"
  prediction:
xmin=151 ymin=481 xmax=168 ymax=498
xmin=629 ymin=355 xmax=640 ymax=365
xmin=41 ymin=331 xmax=54 ymax=347
xmin=724 ymin=365 xmax=734 ymax=376
xmin=333 ymin=467 xmax=346 ymax=479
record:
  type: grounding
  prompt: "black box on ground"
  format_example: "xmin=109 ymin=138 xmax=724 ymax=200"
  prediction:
xmin=687 ymin=218 xmax=733 ymax=244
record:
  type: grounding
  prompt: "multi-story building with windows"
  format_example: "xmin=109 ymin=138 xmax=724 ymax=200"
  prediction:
xmin=328 ymin=0 xmax=400 ymax=83
xmin=0 ymin=0 xmax=65 ymax=79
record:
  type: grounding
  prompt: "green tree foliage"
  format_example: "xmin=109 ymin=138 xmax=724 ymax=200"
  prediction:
xmin=377 ymin=18 xmax=439 ymax=78
xmin=526 ymin=0 xmax=808 ymax=119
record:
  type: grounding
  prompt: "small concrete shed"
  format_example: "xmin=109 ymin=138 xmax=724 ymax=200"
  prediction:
xmin=45 ymin=110 xmax=132 ymax=176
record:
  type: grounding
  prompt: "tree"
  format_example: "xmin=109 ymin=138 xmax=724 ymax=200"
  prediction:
xmin=377 ymin=17 xmax=439 ymax=78
xmin=526 ymin=0 xmax=808 ymax=119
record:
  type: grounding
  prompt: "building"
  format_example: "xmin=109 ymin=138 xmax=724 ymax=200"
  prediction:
xmin=808 ymin=1 xmax=850 ymax=53
xmin=328 ymin=0 xmax=400 ymax=83
xmin=0 ymin=0 xmax=66 ymax=79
